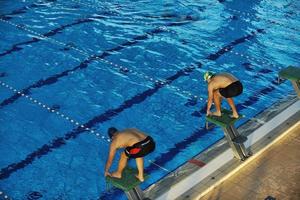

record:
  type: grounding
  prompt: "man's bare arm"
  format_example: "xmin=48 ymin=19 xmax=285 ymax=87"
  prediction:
xmin=104 ymin=142 xmax=117 ymax=176
xmin=206 ymin=84 xmax=214 ymax=115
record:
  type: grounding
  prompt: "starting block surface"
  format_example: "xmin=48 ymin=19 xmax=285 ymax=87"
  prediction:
xmin=106 ymin=167 xmax=149 ymax=192
xmin=206 ymin=109 xmax=243 ymax=128
xmin=279 ymin=66 xmax=300 ymax=81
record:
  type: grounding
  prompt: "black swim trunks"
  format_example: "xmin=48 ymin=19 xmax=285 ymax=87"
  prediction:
xmin=124 ymin=136 xmax=155 ymax=158
xmin=219 ymin=81 xmax=243 ymax=98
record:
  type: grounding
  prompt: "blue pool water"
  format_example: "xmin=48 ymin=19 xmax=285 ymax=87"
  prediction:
xmin=0 ymin=0 xmax=299 ymax=199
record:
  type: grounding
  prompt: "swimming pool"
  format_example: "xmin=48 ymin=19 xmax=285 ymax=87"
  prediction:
xmin=0 ymin=0 xmax=299 ymax=199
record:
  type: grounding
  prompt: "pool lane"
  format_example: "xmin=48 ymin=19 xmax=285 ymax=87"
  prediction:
xmin=0 ymin=1 xmax=44 ymax=20
xmin=0 ymin=99 xmax=74 ymax=169
xmin=0 ymin=9 xmax=151 ymax=59
xmin=1 ymin=0 xmax=264 ymax=110
xmin=0 ymin=40 xmax=87 ymax=91
xmin=0 ymin=29 xmax=263 ymax=180
xmin=0 ymin=16 xmax=198 ymax=109
xmin=0 ymin=18 xmax=95 ymax=58
xmin=0 ymin=0 xmax=245 ymax=110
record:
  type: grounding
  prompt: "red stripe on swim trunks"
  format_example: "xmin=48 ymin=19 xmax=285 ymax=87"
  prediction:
xmin=129 ymin=148 xmax=141 ymax=154
xmin=188 ymin=159 xmax=206 ymax=167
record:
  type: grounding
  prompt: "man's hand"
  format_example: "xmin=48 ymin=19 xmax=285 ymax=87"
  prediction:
xmin=105 ymin=171 xmax=111 ymax=177
xmin=206 ymin=110 xmax=212 ymax=116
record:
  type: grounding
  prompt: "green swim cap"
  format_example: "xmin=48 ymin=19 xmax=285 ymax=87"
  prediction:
xmin=203 ymin=71 xmax=214 ymax=81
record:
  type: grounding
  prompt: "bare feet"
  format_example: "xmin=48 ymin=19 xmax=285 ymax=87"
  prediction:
xmin=211 ymin=111 xmax=221 ymax=117
xmin=135 ymin=174 xmax=144 ymax=182
xmin=230 ymin=113 xmax=239 ymax=119
xmin=111 ymin=171 xmax=122 ymax=179
xmin=104 ymin=171 xmax=112 ymax=177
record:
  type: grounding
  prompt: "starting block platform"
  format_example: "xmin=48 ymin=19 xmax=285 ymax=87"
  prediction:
xmin=279 ymin=66 xmax=300 ymax=98
xmin=279 ymin=66 xmax=300 ymax=81
xmin=206 ymin=109 xmax=249 ymax=161
xmin=106 ymin=167 xmax=149 ymax=200
xmin=206 ymin=109 xmax=243 ymax=128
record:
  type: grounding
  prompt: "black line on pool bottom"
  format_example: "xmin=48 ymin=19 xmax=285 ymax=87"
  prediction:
xmin=98 ymin=80 xmax=281 ymax=199
xmin=1 ymin=6 xmax=148 ymax=58
xmin=0 ymin=72 xmax=6 ymax=77
xmin=0 ymin=16 xmax=199 ymax=109
xmin=3 ymin=4 xmax=146 ymax=58
xmin=0 ymin=0 xmax=102 ymax=20
xmin=0 ymin=18 xmax=96 ymax=58
xmin=0 ymin=3 xmax=43 ymax=20
xmin=0 ymin=29 xmax=262 ymax=180
xmin=0 ymin=62 xmax=200 ymax=180
xmin=0 ymin=4 xmax=198 ymax=58
xmin=0 ymin=28 xmax=163 ymax=108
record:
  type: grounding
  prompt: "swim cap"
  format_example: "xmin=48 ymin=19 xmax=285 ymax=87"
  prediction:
xmin=107 ymin=127 xmax=118 ymax=139
xmin=203 ymin=71 xmax=215 ymax=81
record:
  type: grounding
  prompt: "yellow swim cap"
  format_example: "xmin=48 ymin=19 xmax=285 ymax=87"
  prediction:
xmin=204 ymin=71 xmax=214 ymax=81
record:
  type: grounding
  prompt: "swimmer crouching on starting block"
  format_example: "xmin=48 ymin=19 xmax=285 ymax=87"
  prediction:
xmin=204 ymin=71 xmax=243 ymax=119
xmin=104 ymin=127 xmax=155 ymax=182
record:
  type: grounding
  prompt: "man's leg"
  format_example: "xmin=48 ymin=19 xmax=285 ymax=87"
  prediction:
xmin=212 ymin=90 xmax=222 ymax=116
xmin=226 ymin=98 xmax=239 ymax=118
xmin=135 ymin=157 xmax=144 ymax=182
xmin=111 ymin=152 xmax=128 ymax=178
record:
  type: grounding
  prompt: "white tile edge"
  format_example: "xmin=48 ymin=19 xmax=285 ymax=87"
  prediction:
xmin=245 ymin=100 xmax=300 ymax=148
xmin=156 ymin=100 xmax=300 ymax=200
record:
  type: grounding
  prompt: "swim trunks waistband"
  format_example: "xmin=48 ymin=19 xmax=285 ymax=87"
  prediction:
xmin=219 ymin=81 xmax=243 ymax=98
xmin=125 ymin=136 xmax=155 ymax=158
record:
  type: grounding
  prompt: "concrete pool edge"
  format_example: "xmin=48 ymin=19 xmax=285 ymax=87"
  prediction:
xmin=144 ymin=96 xmax=299 ymax=200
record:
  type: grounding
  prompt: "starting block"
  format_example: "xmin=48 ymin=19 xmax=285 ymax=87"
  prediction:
xmin=206 ymin=109 xmax=250 ymax=161
xmin=106 ymin=167 xmax=150 ymax=200
xmin=279 ymin=66 xmax=300 ymax=98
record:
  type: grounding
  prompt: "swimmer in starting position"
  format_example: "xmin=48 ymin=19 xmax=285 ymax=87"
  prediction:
xmin=104 ymin=127 xmax=155 ymax=182
xmin=204 ymin=71 xmax=243 ymax=118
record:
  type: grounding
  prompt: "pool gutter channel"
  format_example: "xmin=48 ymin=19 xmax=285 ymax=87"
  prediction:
xmin=144 ymin=95 xmax=300 ymax=200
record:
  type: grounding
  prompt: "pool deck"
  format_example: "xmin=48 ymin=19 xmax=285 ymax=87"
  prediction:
xmin=144 ymin=95 xmax=300 ymax=200
xmin=197 ymin=121 xmax=300 ymax=200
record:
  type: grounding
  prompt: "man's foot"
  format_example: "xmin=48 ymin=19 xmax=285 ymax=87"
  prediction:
xmin=111 ymin=171 xmax=122 ymax=179
xmin=230 ymin=113 xmax=239 ymax=119
xmin=211 ymin=111 xmax=221 ymax=117
xmin=135 ymin=174 xmax=144 ymax=182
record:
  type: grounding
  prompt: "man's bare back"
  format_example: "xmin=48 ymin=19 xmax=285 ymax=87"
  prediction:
xmin=114 ymin=129 xmax=147 ymax=148
xmin=208 ymin=73 xmax=238 ymax=90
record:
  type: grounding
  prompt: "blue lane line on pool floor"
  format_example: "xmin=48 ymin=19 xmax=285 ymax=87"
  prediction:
xmin=0 ymin=29 xmax=263 ymax=180
xmin=0 ymin=16 xmax=197 ymax=109
xmin=97 ymin=79 xmax=284 ymax=199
